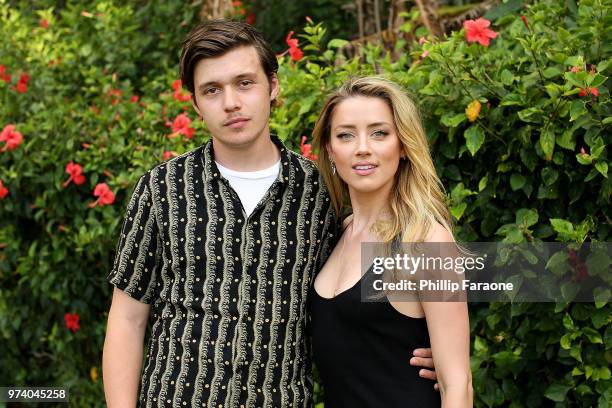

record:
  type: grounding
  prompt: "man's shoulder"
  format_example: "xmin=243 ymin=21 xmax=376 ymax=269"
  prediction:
xmin=141 ymin=145 xmax=205 ymax=184
xmin=285 ymin=149 xmax=320 ymax=178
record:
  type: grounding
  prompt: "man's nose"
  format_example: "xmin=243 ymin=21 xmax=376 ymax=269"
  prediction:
xmin=223 ymin=87 xmax=241 ymax=111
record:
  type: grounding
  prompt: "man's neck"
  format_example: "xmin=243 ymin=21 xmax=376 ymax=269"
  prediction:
xmin=212 ymin=131 xmax=280 ymax=172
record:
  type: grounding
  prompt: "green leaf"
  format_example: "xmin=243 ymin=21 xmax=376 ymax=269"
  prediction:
xmin=570 ymin=100 xmax=587 ymax=122
xmin=327 ymin=39 xmax=348 ymax=49
xmin=464 ymin=126 xmax=485 ymax=156
xmin=562 ymin=281 xmax=579 ymax=302
xmin=593 ymin=288 xmax=610 ymax=308
xmin=582 ymin=327 xmax=603 ymax=344
xmin=544 ymin=383 xmax=572 ymax=402
xmin=510 ymin=174 xmax=526 ymax=191
xmin=560 ymin=333 xmax=572 ymax=349
xmin=594 ymin=162 xmax=608 ymax=178
xmin=478 ymin=176 xmax=488 ymax=192
xmin=576 ymin=153 xmax=593 ymax=165
xmin=516 ymin=208 xmax=538 ymax=227
xmin=588 ymin=73 xmax=607 ymax=88
xmin=541 ymin=167 xmax=559 ymax=186
xmin=540 ymin=129 xmax=555 ymax=161
xmin=550 ymin=219 xmax=574 ymax=235
xmin=450 ymin=202 xmax=468 ymax=220
xmin=556 ymin=130 xmax=576 ymax=150
xmin=546 ymin=251 xmax=570 ymax=276
xmin=543 ymin=66 xmax=562 ymax=79
xmin=500 ymin=69 xmax=514 ymax=85
xmin=441 ymin=112 xmax=466 ymax=128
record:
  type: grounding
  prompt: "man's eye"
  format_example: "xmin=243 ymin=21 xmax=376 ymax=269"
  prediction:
xmin=239 ymin=80 xmax=253 ymax=87
xmin=205 ymin=88 xmax=219 ymax=95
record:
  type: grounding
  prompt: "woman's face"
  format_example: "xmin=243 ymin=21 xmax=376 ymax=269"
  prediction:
xmin=327 ymin=95 xmax=404 ymax=197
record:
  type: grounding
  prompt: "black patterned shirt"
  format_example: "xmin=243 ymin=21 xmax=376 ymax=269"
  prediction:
xmin=107 ymin=135 xmax=338 ymax=407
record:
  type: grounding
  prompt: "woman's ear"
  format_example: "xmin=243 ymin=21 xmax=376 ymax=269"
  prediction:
xmin=326 ymin=144 xmax=334 ymax=162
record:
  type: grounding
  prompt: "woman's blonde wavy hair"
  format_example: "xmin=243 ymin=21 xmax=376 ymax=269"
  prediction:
xmin=312 ymin=76 xmax=453 ymax=243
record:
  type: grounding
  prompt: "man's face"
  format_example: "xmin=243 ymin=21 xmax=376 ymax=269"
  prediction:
xmin=191 ymin=45 xmax=279 ymax=150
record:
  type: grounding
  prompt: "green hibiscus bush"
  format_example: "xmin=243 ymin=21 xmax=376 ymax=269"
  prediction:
xmin=1 ymin=0 xmax=610 ymax=406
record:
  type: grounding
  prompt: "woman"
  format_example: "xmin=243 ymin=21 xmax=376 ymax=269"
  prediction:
xmin=310 ymin=76 xmax=472 ymax=407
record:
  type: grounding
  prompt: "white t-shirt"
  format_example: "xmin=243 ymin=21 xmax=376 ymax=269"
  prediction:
xmin=215 ymin=160 xmax=281 ymax=216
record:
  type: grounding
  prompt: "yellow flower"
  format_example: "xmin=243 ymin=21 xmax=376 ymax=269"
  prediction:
xmin=90 ymin=366 xmax=99 ymax=383
xmin=465 ymin=100 xmax=481 ymax=122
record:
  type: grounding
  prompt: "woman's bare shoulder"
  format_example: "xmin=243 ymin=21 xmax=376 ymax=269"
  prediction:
xmin=424 ymin=221 xmax=454 ymax=243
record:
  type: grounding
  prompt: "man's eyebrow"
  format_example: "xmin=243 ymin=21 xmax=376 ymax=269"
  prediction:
xmin=197 ymin=72 xmax=258 ymax=92
xmin=333 ymin=122 xmax=392 ymax=131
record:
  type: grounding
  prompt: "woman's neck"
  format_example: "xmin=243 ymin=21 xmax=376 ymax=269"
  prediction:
xmin=347 ymin=188 xmax=392 ymax=238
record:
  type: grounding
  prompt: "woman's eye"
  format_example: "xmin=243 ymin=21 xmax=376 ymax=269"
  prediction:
xmin=372 ymin=130 xmax=389 ymax=138
xmin=337 ymin=133 xmax=353 ymax=140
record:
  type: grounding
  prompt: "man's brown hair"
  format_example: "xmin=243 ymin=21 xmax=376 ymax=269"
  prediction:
xmin=179 ymin=19 xmax=279 ymax=98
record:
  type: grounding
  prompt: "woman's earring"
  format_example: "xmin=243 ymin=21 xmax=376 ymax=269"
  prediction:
xmin=330 ymin=160 xmax=336 ymax=175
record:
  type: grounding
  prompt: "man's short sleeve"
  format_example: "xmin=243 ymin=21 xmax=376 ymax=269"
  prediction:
xmin=107 ymin=172 xmax=161 ymax=304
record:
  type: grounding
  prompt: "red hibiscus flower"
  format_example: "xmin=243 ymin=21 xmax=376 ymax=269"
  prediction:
xmin=39 ymin=18 xmax=49 ymax=29
xmin=163 ymin=151 xmax=178 ymax=161
xmin=0 ymin=124 xmax=23 ymax=152
xmin=15 ymin=73 xmax=29 ymax=93
xmin=246 ymin=12 xmax=256 ymax=25
xmin=64 ymin=313 xmax=80 ymax=332
xmin=0 ymin=180 xmax=8 ymax=199
xmin=286 ymin=31 xmax=304 ymax=61
xmin=63 ymin=161 xmax=86 ymax=188
xmin=520 ymin=15 xmax=529 ymax=29
xmin=578 ymin=87 xmax=599 ymax=97
xmin=300 ymin=136 xmax=317 ymax=160
xmin=463 ymin=18 xmax=498 ymax=46
xmin=171 ymin=113 xmax=195 ymax=139
xmin=130 ymin=95 xmax=139 ymax=103
xmin=172 ymin=79 xmax=191 ymax=102
xmin=0 ymin=65 xmax=11 ymax=83
xmin=88 ymin=183 xmax=115 ymax=207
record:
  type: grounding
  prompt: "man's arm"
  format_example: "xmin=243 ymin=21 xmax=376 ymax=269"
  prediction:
xmin=103 ymin=287 xmax=151 ymax=407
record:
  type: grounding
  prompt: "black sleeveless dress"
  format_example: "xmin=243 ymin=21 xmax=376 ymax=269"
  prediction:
xmin=310 ymin=270 xmax=441 ymax=408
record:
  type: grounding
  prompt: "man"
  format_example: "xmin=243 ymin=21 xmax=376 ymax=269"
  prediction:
xmin=102 ymin=19 xmax=437 ymax=407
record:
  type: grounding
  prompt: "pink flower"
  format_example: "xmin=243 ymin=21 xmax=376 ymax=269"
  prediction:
xmin=300 ymin=136 xmax=317 ymax=160
xmin=0 ymin=124 xmax=23 ymax=152
xmin=15 ymin=73 xmax=29 ymax=93
xmin=171 ymin=113 xmax=195 ymax=139
xmin=63 ymin=161 xmax=86 ymax=188
xmin=578 ymin=87 xmax=599 ymax=97
xmin=88 ymin=183 xmax=115 ymax=207
xmin=463 ymin=18 xmax=498 ymax=46
xmin=286 ymin=31 xmax=304 ymax=61
xmin=172 ymin=79 xmax=191 ymax=102
xmin=0 ymin=180 xmax=8 ymax=199
xmin=64 ymin=313 xmax=80 ymax=332
xmin=0 ymin=65 xmax=11 ymax=83
xmin=163 ymin=151 xmax=178 ymax=160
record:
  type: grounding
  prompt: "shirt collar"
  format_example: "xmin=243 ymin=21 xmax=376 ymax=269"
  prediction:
xmin=201 ymin=134 xmax=295 ymax=185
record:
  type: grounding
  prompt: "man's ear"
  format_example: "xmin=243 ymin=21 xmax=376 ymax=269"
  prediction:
xmin=270 ymin=74 xmax=280 ymax=102
xmin=191 ymin=96 xmax=202 ymax=119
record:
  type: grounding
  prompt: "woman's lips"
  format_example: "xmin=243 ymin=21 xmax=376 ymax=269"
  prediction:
xmin=352 ymin=164 xmax=377 ymax=175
